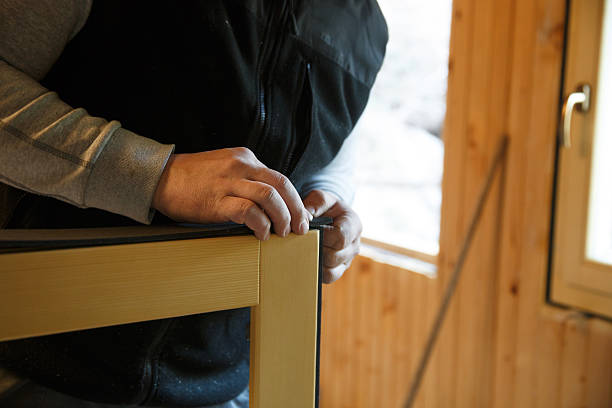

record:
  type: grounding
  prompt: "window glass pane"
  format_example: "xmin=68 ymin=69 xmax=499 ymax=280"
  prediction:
xmin=586 ymin=0 xmax=612 ymax=266
xmin=352 ymin=0 xmax=451 ymax=256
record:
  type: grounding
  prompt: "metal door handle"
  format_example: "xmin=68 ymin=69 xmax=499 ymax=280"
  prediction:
xmin=560 ymin=83 xmax=591 ymax=148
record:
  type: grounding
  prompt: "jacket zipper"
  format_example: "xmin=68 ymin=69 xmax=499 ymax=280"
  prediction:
xmin=280 ymin=61 xmax=312 ymax=175
xmin=252 ymin=1 xmax=291 ymax=154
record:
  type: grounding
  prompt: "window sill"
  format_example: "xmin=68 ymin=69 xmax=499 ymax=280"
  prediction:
xmin=359 ymin=238 xmax=437 ymax=278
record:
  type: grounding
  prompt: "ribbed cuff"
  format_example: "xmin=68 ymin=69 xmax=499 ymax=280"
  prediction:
xmin=83 ymin=128 xmax=174 ymax=224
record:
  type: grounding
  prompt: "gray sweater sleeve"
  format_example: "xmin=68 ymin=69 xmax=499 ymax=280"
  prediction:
xmin=0 ymin=0 xmax=174 ymax=224
xmin=299 ymin=130 xmax=357 ymax=205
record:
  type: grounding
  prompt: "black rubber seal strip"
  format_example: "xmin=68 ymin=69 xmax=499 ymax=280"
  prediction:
xmin=309 ymin=218 xmax=332 ymax=408
xmin=0 ymin=217 xmax=333 ymax=251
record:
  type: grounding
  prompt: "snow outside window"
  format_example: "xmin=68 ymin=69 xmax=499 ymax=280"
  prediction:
xmin=352 ymin=0 xmax=451 ymax=268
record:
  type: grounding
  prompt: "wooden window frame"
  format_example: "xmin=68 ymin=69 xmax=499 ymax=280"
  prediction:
xmin=0 ymin=229 xmax=322 ymax=407
xmin=550 ymin=0 xmax=612 ymax=318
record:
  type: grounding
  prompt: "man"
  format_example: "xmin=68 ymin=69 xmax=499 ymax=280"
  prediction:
xmin=0 ymin=0 xmax=387 ymax=406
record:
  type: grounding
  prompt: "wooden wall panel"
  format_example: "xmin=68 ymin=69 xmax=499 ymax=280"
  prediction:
xmin=319 ymin=0 xmax=612 ymax=407
xmin=319 ymin=256 xmax=438 ymax=407
xmin=584 ymin=320 xmax=612 ymax=406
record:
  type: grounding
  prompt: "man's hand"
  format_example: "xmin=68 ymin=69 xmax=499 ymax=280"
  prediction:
xmin=152 ymin=147 xmax=312 ymax=241
xmin=303 ymin=190 xmax=362 ymax=284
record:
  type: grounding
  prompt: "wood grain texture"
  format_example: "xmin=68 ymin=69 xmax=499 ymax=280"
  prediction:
xmin=0 ymin=236 xmax=259 ymax=341
xmin=319 ymin=256 xmax=438 ymax=407
xmin=319 ymin=0 xmax=612 ymax=407
xmin=584 ymin=319 xmax=612 ymax=407
xmin=249 ymin=231 xmax=320 ymax=408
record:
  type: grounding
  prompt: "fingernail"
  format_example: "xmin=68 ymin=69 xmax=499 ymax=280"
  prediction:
xmin=306 ymin=206 xmax=315 ymax=216
xmin=299 ymin=220 xmax=308 ymax=235
xmin=306 ymin=211 xmax=313 ymax=221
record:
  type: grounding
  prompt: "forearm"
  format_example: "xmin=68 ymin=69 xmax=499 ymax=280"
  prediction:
xmin=0 ymin=60 xmax=174 ymax=223
xmin=300 ymin=131 xmax=358 ymax=204
xmin=1 ymin=0 xmax=175 ymax=223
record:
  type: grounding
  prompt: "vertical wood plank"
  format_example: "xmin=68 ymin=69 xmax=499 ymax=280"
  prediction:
xmin=395 ymin=264 xmax=418 ymax=407
xmin=250 ymin=231 xmax=320 ymax=408
xmin=453 ymin=0 xmax=510 ymax=405
xmin=534 ymin=312 xmax=565 ymax=408
xmin=319 ymin=265 xmax=347 ymax=407
xmin=367 ymin=261 xmax=384 ymax=408
xmin=492 ymin=0 xmax=539 ymax=404
xmin=413 ymin=275 xmax=432 ymax=408
xmin=559 ymin=316 xmax=590 ymax=408
xmin=379 ymin=265 xmax=399 ymax=408
xmin=434 ymin=0 xmax=516 ymax=405
xmin=353 ymin=261 xmax=367 ymax=407
xmin=435 ymin=0 xmax=475 ymax=405
xmin=584 ymin=319 xmax=612 ymax=408
xmin=498 ymin=1 xmax=568 ymax=407
xmin=421 ymin=274 xmax=442 ymax=408
xmin=343 ymin=262 xmax=358 ymax=408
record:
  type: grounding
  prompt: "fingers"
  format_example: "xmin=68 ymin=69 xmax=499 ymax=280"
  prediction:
xmin=152 ymin=147 xmax=313 ymax=239
xmin=323 ymin=262 xmax=352 ymax=284
xmin=323 ymin=213 xmax=363 ymax=250
xmin=321 ymin=237 xmax=359 ymax=284
xmin=318 ymin=198 xmax=363 ymax=284
xmin=253 ymin=168 xmax=312 ymax=234
xmin=219 ymin=196 xmax=271 ymax=240
xmin=231 ymin=179 xmax=296 ymax=237
xmin=303 ymin=190 xmax=338 ymax=217
xmin=228 ymin=148 xmax=311 ymax=236
xmin=323 ymin=237 xmax=360 ymax=268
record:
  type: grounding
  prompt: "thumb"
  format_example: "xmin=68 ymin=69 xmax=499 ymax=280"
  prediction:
xmin=303 ymin=190 xmax=338 ymax=218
